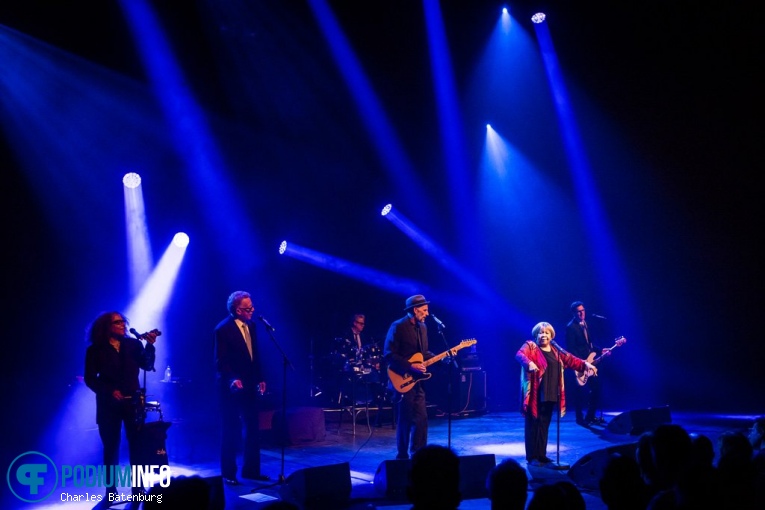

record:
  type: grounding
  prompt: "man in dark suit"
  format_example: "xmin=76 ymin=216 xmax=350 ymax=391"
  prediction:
xmin=214 ymin=291 xmax=269 ymax=484
xmin=384 ymin=294 xmax=433 ymax=460
xmin=565 ymin=300 xmax=607 ymax=426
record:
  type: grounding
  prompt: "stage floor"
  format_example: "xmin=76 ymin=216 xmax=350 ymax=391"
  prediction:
xmin=16 ymin=407 xmax=757 ymax=510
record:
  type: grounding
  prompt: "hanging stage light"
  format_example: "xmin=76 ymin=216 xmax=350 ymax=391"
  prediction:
xmin=122 ymin=172 xmax=142 ymax=188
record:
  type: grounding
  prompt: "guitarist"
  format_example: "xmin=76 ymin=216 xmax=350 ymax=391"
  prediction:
xmin=565 ymin=301 xmax=610 ymax=426
xmin=383 ymin=294 xmax=434 ymax=460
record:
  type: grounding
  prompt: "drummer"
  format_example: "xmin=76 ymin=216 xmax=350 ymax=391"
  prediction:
xmin=348 ymin=313 xmax=367 ymax=354
xmin=334 ymin=313 xmax=374 ymax=367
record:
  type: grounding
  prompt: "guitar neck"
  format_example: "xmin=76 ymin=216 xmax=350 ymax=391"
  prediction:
xmin=590 ymin=337 xmax=625 ymax=366
xmin=422 ymin=341 xmax=475 ymax=367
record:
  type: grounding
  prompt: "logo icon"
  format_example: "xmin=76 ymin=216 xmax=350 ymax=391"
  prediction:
xmin=6 ymin=451 xmax=58 ymax=503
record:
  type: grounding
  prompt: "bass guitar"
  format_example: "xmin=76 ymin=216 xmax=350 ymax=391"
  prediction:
xmin=575 ymin=336 xmax=626 ymax=386
xmin=388 ymin=339 xmax=477 ymax=393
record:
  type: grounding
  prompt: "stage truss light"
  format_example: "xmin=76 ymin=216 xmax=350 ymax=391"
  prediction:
xmin=531 ymin=13 xmax=546 ymax=24
xmin=123 ymin=172 xmax=142 ymax=188
xmin=172 ymin=232 xmax=189 ymax=248
xmin=279 ymin=241 xmax=287 ymax=254
xmin=381 ymin=204 xmax=392 ymax=216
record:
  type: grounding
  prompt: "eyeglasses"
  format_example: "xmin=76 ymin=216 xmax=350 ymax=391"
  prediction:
xmin=237 ymin=307 xmax=254 ymax=313
xmin=354 ymin=321 xmax=365 ymax=325
xmin=112 ymin=320 xmax=127 ymax=325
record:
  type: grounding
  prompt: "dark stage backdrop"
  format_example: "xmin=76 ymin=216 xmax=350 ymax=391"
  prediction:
xmin=1 ymin=0 xmax=762 ymax=462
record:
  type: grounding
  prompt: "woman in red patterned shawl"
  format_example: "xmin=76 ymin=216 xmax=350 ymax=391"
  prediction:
xmin=515 ymin=321 xmax=596 ymax=466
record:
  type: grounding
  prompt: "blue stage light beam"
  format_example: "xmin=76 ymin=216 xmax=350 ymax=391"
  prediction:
xmin=279 ymin=239 xmax=427 ymax=297
xmin=382 ymin=204 xmax=530 ymax=326
xmin=533 ymin=19 xmax=635 ymax=318
xmin=423 ymin=0 xmax=471 ymax=245
xmin=532 ymin=16 xmax=645 ymax=393
xmin=123 ymin=172 xmax=153 ymax=297
xmin=124 ymin=232 xmax=190 ymax=382
xmin=306 ymin=0 xmax=432 ymax=213
xmin=118 ymin=0 xmax=262 ymax=272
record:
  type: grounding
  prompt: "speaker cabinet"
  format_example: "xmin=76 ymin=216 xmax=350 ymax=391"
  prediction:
xmin=458 ymin=371 xmax=487 ymax=414
xmin=568 ymin=443 xmax=638 ymax=491
xmin=606 ymin=406 xmax=672 ymax=435
xmin=374 ymin=459 xmax=410 ymax=499
xmin=279 ymin=462 xmax=351 ymax=509
xmin=458 ymin=454 xmax=496 ymax=499
xmin=272 ymin=406 xmax=327 ymax=445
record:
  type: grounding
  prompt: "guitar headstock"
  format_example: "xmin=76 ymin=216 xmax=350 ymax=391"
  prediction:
xmin=614 ymin=336 xmax=627 ymax=346
xmin=460 ymin=338 xmax=477 ymax=347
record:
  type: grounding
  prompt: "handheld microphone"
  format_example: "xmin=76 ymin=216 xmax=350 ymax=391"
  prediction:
xmin=591 ymin=314 xmax=608 ymax=320
xmin=258 ymin=315 xmax=275 ymax=331
xmin=129 ymin=328 xmax=162 ymax=340
xmin=431 ymin=315 xmax=446 ymax=329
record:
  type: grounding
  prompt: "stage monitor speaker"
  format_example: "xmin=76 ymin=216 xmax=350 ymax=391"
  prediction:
xmin=568 ymin=442 xmax=638 ymax=491
xmin=458 ymin=453 xmax=496 ymax=499
xmin=203 ymin=475 xmax=225 ymax=510
xmin=279 ymin=462 xmax=351 ymax=509
xmin=606 ymin=406 xmax=672 ymax=435
xmin=374 ymin=459 xmax=410 ymax=500
xmin=147 ymin=475 xmax=224 ymax=509
xmin=374 ymin=454 xmax=495 ymax=500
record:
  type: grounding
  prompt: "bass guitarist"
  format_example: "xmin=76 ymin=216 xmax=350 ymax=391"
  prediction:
xmin=565 ymin=300 xmax=610 ymax=426
xmin=384 ymin=294 xmax=434 ymax=460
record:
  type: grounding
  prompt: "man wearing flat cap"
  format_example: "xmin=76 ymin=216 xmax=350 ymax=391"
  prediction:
xmin=384 ymin=294 xmax=434 ymax=460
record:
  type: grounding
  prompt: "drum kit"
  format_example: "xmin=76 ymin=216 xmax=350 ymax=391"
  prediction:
xmin=313 ymin=337 xmax=390 ymax=408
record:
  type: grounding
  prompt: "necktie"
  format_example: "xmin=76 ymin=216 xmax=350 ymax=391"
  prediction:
xmin=242 ymin=324 xmax=253 ymax=360
xmin=581 ymin=321 xmax=590 ymax=345
xmin=354 ymin=333 xmax=361 ymax=349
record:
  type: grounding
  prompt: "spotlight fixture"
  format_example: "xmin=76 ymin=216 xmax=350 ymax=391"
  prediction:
xmin=172 ymin=232 xmax=190 ymax=248
xmin=381 ymin=204 xmax=392 ymax=216
xmin=279 ymin=241 xmax=287 ymax=255
xmin=531 ymin=12 xmax=546 ymax=24
xmin=122 ymin=172 xmax=142 ymax=188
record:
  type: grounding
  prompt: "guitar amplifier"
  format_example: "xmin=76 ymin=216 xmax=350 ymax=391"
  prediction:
xmin=457 ymin=370 xmax=486 ymax=414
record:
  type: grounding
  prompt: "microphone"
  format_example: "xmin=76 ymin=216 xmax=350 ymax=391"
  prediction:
xmin=591 ymin=314 xmax=608 ymax=320
xmin=551 ymin=340 xmax=570 ymax=356
xmin=129 ymin=328 xmax=162 ymax=340
xmin=258 ymin=315 xmax=275 ymax=331
xmin=431 ymin=315 xmax=446 ymax=329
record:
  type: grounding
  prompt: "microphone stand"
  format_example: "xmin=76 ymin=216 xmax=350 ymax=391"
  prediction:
xmin=255 ymin=322 xmax=295 ymax=488
xmin=550 ymin=341 xmax=569 ymax=470
xmin=435 ymin=322 xmax=457 ymax=449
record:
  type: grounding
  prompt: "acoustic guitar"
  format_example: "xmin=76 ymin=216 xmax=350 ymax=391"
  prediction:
xmin=388 ymin=339 xmax=477 ymax=393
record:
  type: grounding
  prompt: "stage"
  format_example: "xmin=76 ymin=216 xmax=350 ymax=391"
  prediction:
xmin=14 ymin=406 xmax=756 ymax=510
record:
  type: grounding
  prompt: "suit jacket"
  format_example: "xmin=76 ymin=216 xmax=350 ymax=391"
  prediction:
xmin=214 ymin=315 xmax=263 ymax=390
xmin=383 ymin=315 xmax=431 ymax=377
xmin=565 ymin=319 xmax=598 ymax=360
